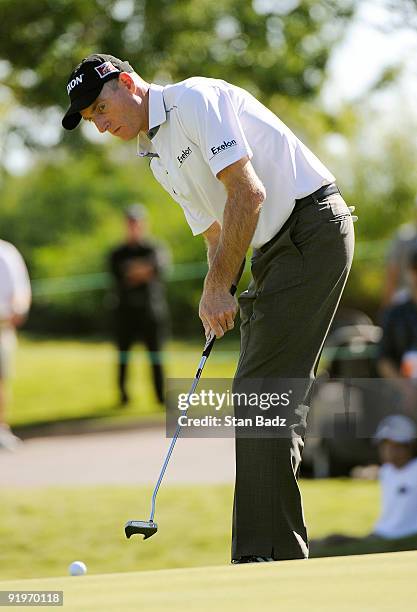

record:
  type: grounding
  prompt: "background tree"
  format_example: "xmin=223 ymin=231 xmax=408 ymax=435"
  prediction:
xmin=3 ymin=0 xmax=414 ymax=335
xmin=0 ymin=0 xmax=354 ymax=118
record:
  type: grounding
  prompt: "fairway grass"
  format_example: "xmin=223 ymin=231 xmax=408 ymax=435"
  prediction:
xmin=11 ymin=337 xmax=239 ymax=428
xmin=0 ymin=482 xmax=380 ymax=581
xmin=0 ymin=551 xmax=415 ymax=611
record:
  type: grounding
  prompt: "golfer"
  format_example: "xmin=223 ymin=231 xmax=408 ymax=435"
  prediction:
xmin=62 ymin=54 xmax=355 ymax=562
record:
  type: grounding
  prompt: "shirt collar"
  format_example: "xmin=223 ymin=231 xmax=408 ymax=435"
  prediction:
xmin=136 ymin=83 xmax=166 ymax=158
xmin=148 ymin=83 xmax=167 ymax=132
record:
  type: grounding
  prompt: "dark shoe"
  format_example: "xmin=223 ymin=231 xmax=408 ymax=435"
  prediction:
xmin=232 ymin=556 xmax=275 ymax=564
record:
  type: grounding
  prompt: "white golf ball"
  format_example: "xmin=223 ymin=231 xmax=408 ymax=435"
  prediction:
xmin=68 ymin=561 xmax=87 ymax=576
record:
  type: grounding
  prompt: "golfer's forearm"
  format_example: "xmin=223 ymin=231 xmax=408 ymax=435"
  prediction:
xmin=207 ymin=242 xmax=218 ymax=269
xmin=205 ymin=158 xmax=265 ymax=291
xmin=206 ymin=194 xmax=261 ymax=291
xmin=203 ymin=221 xmax=221 ymax=269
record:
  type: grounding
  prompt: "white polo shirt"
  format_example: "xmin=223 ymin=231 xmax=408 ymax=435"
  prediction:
xmin=138 ymin=77 xmax=335 ymax=248
xmin=0 ymin=240 xmax=31 ymax=322
xmin=373 ymin=458 xmax=417 ymax=539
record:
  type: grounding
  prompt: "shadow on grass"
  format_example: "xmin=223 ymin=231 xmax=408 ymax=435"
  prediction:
xmin=13 ymin=403 xmax=165 ymax=440
xmin=309 ymin=534 xmax=417 ymax=558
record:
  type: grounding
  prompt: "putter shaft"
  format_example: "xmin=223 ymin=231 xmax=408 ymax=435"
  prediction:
xmin=125 ymin=275 xmax=242 ymax=539
xmin=149 ymin=334 xmax=215 ymax=521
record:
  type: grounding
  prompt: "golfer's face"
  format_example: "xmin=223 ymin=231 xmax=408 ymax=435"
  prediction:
xmin=80 ymin=80 xmax=140 ymax=141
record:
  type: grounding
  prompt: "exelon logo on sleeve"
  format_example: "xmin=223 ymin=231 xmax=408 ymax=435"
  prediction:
xmin=210 ymin=139 xmax=237 ymax=156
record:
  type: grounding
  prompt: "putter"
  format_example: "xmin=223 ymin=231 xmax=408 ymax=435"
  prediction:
xmin=125 ymin=270 xmax=243 ymax=541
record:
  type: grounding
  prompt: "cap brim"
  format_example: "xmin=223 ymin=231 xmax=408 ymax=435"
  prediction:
xmin=61 ymin=87 xmax=102 ymax=130
xmin=373 ymin=431 xmax=413 ymax=444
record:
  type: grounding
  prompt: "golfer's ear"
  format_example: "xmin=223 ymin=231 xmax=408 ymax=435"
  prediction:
xmin=119 ymin=72 xmax=135 ymax=91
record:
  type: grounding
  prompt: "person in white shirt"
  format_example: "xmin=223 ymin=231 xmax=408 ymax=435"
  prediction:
xmin=62 ymin=54 xmax=355 ymax=562
xmin=372 ymin=414 xmax=417 ymax=539
xmin=0 ymin=240 xmax=31 ymax=451
xmin=310 ymin=414 xmax=417 ymax=553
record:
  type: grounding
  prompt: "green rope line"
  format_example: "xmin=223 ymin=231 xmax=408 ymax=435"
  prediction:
xmin=31 ymin=240 xmax=388 ymax=298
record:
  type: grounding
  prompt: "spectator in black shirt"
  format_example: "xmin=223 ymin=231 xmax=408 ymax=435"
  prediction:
xmin=109 ymin=205 xmax=169 ymax=406
xmin=378 ymin=249 xmax=417 ymax=407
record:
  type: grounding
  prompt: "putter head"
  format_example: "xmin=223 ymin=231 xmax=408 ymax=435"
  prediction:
xmin=125 ymin=520 xmax=158 ymax=540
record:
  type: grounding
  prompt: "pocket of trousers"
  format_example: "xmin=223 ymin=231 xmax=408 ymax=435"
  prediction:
xmin=236 ymin=289 xmax=256 ymax=370
xmin=252 ymin=226 xmax=304 ymax=294
xmin=327 ymin=195 xmax=352 ymax=223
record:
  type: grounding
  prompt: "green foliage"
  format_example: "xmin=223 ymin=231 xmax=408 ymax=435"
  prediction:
xmin=2 ymin=0 xmax=410 ymax=331
xmin=0 ymin=0 xmax=355 ymax=117
xmin=328 ymin=121 xmax=417 ymax=311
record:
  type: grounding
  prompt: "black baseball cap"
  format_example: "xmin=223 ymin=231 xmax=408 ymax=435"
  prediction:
xmin=62 ymin=53 xmax=134 ymax=130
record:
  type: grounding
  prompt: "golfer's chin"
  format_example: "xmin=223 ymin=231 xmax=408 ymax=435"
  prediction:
xmin=113 ymin=126 xmax=140 ymax=141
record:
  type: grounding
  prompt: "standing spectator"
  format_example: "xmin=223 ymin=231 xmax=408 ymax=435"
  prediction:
xmin=382 ymin=196 xmax=417 ymax=307
xmin=378 ymin=249 xmax=417 ymax=383
xmin=109 ymin=205 xmax=168 ymax=406
xmin=0 ymin=240 xmax=31 ymax=451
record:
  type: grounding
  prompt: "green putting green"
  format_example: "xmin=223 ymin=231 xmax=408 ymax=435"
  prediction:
xmin=0 ymin=551 xmax=415 ymax=612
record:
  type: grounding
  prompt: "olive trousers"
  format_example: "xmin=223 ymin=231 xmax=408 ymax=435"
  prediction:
xmin=232 ymin=191 xmax=355 ymax=561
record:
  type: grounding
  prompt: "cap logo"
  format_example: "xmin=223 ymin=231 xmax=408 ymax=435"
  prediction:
xmin=94 ymin=61 xmax=118 ymax=79
xmin=67 ymin=74 xmax=84 ymax=95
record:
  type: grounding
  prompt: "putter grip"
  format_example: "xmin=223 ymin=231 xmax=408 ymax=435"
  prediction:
xmin=201 ymin=282 xmax=238 ymax=357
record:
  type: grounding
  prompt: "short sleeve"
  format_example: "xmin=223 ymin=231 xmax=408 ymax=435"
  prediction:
xmin=154 ymin=243 xmax=171 ymax=273
xmin=177 ymin=84 xmax=253 ymax=177
xmin=180 ymin=201 xmax=215 ymax=236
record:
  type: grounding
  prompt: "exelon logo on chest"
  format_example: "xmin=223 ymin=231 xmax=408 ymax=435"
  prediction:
xmin=210 ymin=139 xmax=237 ymax=156
xmin=177 ymin=147 xmax=192 ymax=165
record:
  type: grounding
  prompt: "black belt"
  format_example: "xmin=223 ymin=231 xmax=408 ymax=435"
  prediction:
xmin=294 ymin=182 xmax=339 ymax=210
xmin=256 ymin=183 xmax=340 ymax=255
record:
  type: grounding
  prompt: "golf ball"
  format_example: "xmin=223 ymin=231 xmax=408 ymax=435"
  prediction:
xmin=68 ymin=561 xmax=87 ymax=576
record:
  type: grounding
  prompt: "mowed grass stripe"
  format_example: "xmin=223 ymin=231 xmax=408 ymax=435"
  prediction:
xmin=0 ymin=552 xmax=415 ymax=612
xmin=0 ymin=482 xmax=379 ymax=580
xmin=11 ymin=338 xmax=239 ymax=427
